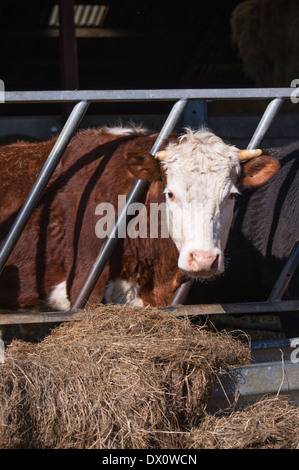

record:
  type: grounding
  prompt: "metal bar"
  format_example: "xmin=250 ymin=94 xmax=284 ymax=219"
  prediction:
xmin=71 ymin=98 xmax=188 ymax=310
xmin=0 ymin=100 xmax=90 ymax=275
xmin=0 ymin=299 xmax=298 ymax=326
xmin=251 ymin=337 xmax=298 ymax=350
xmin=268 ymin=239 xmax=299 ymax=301
xmin=0 ymin=310 xmax=81 ymax=325
xmin=209 ymin=360 xmax=299 ymax=411
xmin=247 ymin=98 xmax=284 ymax=149
xmin=3 ymin=88 xmax=294 ymax=104
xmin=169 ymin=280 xmax=193 ymax=306
xmin=160 ymin=300 xmax=299 ymax=317
xmin=169 ymin=97 xmax=285 ymax=306
xmin=211 ymin=320 xmax=283 ymax=332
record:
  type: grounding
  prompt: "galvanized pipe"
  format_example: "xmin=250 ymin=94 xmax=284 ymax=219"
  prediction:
xmin=3 ymin=88 xmax=294 ymax=103
xmin=268 ymin=239 xmax=299 ymax=301
xmin=169 ymin=279 xmax=193 ymax=306
xmin=71 ymin=98 xmax=188 ymax=310
xmin=169 ymin=97 xmax=284 ymax=306
xmin=247 ymin=98 xmax=284 ymax=149
xmin=0 ymin=100 xmax=90 ymax=275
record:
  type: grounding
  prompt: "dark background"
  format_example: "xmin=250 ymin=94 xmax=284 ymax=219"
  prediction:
xmin=0 ymin=0 xmax=298 ymax=146
xmin=1 ymin=0 xmax=253 ymax=91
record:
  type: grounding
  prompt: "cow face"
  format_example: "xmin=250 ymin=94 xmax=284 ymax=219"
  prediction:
xmin=126 ymin=128 xmax=280 ymax=280
xmin=158 ymin=129 xmax=240 ymax=279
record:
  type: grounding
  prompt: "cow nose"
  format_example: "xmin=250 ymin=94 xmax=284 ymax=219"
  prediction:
xmin=187 ymin=250 xmax=220 ymax=273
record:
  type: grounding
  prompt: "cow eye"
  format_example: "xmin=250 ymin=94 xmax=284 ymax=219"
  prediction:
xmin=229 ymin=191 xmax=239 ymax=200
xmin=167 ymin=191 xmax=175 ymax=200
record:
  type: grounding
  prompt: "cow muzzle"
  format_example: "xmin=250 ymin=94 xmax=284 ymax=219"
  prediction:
xmin=180 ymin=250 xmax=223 ymax=279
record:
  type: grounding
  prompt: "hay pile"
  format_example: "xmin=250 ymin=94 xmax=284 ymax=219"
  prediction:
xmin=190 ymin=396 xmax=299 ymax=449
xmin=231 ymin=0 xmax=299 ymax=86
xmin=0 ymin=305 xmax=298 ymax=449
xmin=0 ymin=305 xmax=249 ymax=449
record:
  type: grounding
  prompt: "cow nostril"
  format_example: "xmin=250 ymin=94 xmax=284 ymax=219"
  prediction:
xmin=187 ymin=251 xmax=221 ymax=273
xmin=211 ymin=254 xmax=220 ymax=272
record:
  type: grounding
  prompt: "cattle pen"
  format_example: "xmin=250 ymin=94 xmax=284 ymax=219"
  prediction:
xmin=0 ymin=87 xmax=298 ymax=409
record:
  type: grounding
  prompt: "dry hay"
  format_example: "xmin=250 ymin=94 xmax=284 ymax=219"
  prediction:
xmin=231 ymin=0 xmax=299 ymax=86
xmin=0 ymin=305 xmax=298 ymax=449
xmin=0 ymin=304 xmax=250 ymax=449
xmin=190 ymin=396 xmax=299 ymax=449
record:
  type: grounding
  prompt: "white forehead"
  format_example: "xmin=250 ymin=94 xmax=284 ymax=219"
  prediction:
xmin=162 ymin=128 xmax=241 ymax=199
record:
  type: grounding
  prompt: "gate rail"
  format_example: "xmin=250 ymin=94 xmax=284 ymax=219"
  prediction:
xmin=0 ymin=87 xmax=298 ymax=322
xmin=3 ymin=88 xmax=295 ymax=102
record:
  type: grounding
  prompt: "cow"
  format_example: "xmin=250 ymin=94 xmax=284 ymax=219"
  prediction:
xmin=0 ymin=125 xmax=279 ymax=332
xmin=187 ymin=140 xmax=299 ymax=338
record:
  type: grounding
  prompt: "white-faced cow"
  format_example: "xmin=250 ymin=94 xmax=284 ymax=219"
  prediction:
xmin=0 ymin=126 xmax=279 ymax=319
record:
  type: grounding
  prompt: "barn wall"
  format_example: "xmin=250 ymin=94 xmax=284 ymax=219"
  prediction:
xmin=0 ymin=111 xmax=298 ymax=149
xmin=208 ymin=113 xmax=299 ymax=148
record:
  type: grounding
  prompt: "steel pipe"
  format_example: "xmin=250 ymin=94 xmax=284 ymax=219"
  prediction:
xmin=247 ymin=98 xmax=284 ymax=149
xmin=3 ymin=88 xmax=294 ymax=103
xmin=268 ymin=239 xmax=299 ymax=301
xmin=0 ymin=100 xmax=90 ymax=275
xmin=209 ymin=360 xmax=299 ymax=411
xmin=169 ymin=280 xmax=193 ymax=306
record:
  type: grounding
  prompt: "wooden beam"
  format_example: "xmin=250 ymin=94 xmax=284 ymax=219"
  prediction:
xmin=58 ymin=0 xmax=79 ymax=122
xmin=160 ymin=300 xmax=299 ymax=317
xmin=0 ymin=310 xmax=81 ymax=325
xmin=58 ymin=0 xmax=79 ymax=91
xmin=0 ymin=300 xmax=298 ymax=325
xmin=0 ymin=28 xmax=188 ymax=39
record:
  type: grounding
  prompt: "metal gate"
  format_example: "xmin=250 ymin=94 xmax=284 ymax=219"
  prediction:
xmin=0 ymin=87 xmax=298 ymax=327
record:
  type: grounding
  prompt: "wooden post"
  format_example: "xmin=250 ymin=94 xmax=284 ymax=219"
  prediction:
xmin=58 ymin=0 xmax=79 ymax=122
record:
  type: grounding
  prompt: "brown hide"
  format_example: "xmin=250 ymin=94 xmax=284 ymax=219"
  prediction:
xmin=0 ymin=129 xmax=183 ymax=310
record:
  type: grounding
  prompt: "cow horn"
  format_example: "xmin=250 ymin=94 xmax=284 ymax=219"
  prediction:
xmin=238 ymin=149 xmax=263 ymax=161
xmin=155 ymin=150 xmax=170 ymax=161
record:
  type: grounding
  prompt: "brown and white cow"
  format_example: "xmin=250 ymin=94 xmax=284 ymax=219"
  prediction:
xmin=0 ymin=125 xmax=279 ymax=313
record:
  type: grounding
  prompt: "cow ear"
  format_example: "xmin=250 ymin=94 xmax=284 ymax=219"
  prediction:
xmin=239 ymin=156 xmax=280 ymax=188
xmin=125 ymin=151 xmax=162 ymax=181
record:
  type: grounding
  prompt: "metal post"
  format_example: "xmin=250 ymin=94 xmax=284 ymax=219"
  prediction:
xmin=247 ymin=98 xmax=284 ymax=149
xmin=169 ymin=97 xmax=284 ymax=306
xmin=71 ymin=98 xmax=188 ymax=310
xmin=169 ymin=279 xmax=193 ymax=306
xmin=0 ymin=100 xmax=90 ymax=275
xmin=268 ymin=239 xmax=299 ymax=301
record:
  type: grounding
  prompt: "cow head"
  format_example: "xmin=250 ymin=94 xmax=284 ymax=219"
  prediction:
xmin=126 ymin=128 xmax=280 ymax=279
